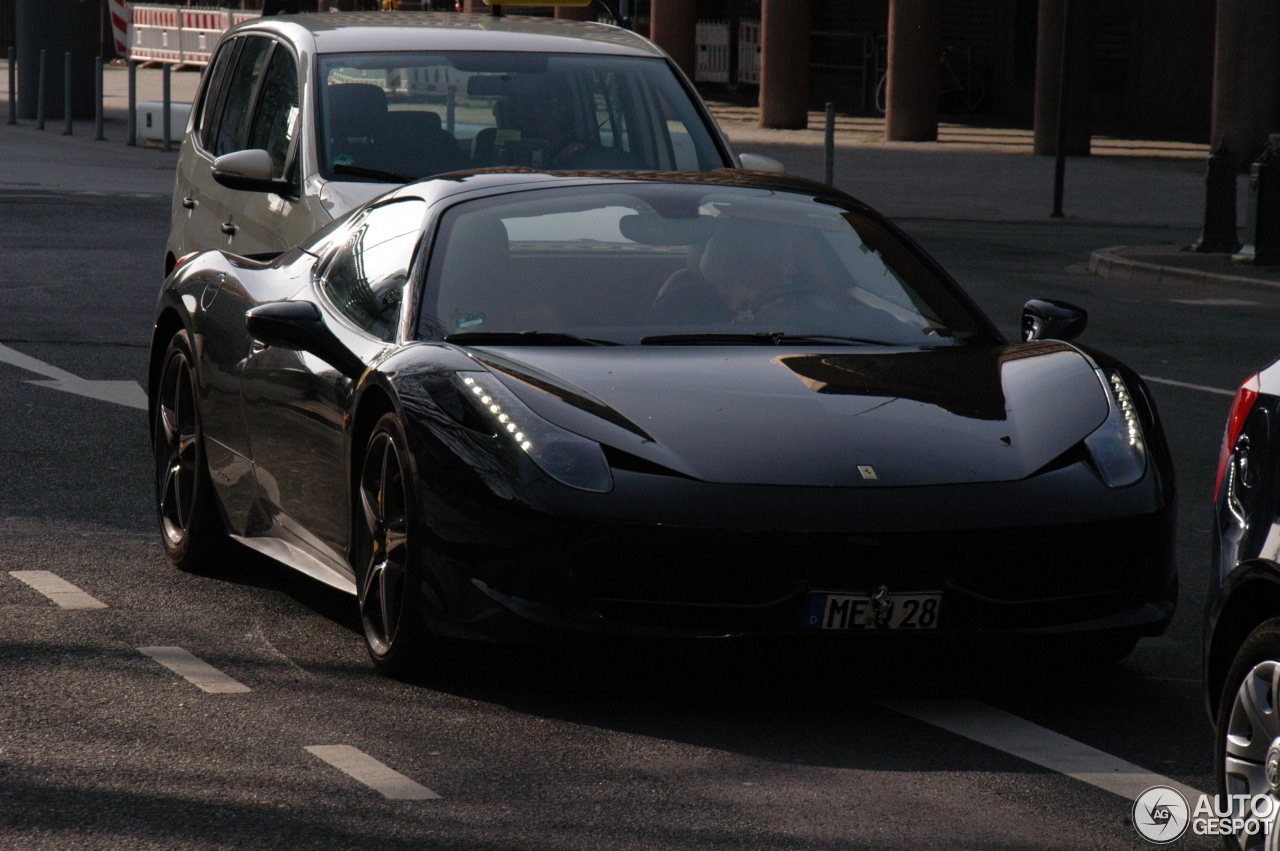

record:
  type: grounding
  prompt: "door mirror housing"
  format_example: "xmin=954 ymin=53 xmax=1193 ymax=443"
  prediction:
xmin=738 ymin=152 xmax=786 ymax=173
xmin=1021 ymin=298 xmax=1087 ymax=342
xmin=212 ymin=149 xmax=293 ymax=195
xmin=245 ymin=300 xmax=366 ymax=379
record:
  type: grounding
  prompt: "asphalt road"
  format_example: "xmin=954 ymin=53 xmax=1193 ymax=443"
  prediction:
xmin=1 ymin=190 xmax=1273 ymax=850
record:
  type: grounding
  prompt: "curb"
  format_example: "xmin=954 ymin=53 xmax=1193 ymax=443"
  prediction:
xmin=1089 ymin=245 xmax=1280 ymax=291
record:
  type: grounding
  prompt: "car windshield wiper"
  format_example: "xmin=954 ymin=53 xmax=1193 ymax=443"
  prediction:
xmin=331 ymin=163 xmax=416 ymax=183
xmin=444 ymin=331 xmax=619 ymax=347
xmin=640 ymin=332 xmax=885 ymax=346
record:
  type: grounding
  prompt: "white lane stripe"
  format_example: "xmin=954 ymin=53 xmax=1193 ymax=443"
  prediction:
xmin=0 ymin=343 xmax=77 ymax=380
xmin=1140 ymin=375 xmax=1235 ymax=397
xmin=9 ymin=570 xmax=107 ymax=609
xmin=881 ymin=699 xmax=1204 ymax=801
xmin=137 ymin=646 xmax=251 ymax=694
xmin=305 ymin=745 xmax=441 ymax=800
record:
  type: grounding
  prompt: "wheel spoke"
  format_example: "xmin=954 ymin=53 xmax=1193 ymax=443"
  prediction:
xmin=384 ymin=522 xmax=408 ymax=558
xmin=379 ymin=562 xmax=396 ymax=644
xmin=1226 ymin=754 xmax=1270 ymax=798
xmin=359 ymin=478 xmax=382 ymax=537
xmin=161 ymin=459 xmax=180 ymax=519
xmin=159 ymin=400 xmax=178 ymax=445
xmin=1243 ymin=664 xmax=1280 ymax=747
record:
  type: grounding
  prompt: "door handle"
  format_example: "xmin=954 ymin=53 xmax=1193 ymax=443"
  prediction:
xmin=182 ymin=196 xmax=197 ymax=209
xmin=220 ymin=220 xmax=237 ymax=236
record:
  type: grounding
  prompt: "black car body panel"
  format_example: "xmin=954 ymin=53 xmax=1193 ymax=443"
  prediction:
xmin=1203 ymin=357 xmax=1280 ymax=717
xmin=151 ymin=169 xmax=1177 ymax=647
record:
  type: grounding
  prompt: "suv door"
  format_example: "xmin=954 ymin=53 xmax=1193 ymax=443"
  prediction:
xmin=230 ymin=41 xmax=304 ymax=257
xmin=184 ymin=35 xmax=273 ymax=257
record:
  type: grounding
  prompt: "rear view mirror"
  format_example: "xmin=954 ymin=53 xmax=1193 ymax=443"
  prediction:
xmin=1021 ymin=299 xmax=1087 ymax=342
xmin=245 ymin=300 xmax=365 ymax=379
xmin=212 ymin=149 xmax=294 ymax=196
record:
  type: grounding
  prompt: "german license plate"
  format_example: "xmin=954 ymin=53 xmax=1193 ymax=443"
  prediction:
xmin=802 ymin=591 xmax=942 ymax=630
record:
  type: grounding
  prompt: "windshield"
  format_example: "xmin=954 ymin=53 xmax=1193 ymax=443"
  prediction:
xmin=316 ymin=51 xmax=726 ymax=182
xmin=418 ymin=184 xmax=986 ymax=346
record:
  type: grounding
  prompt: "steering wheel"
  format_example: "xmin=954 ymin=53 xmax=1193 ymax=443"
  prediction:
xmin=752 ymin=285 xmax=847 ymax=313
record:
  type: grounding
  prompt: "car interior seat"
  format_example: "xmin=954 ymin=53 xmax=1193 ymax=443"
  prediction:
xmin=384 ymin=110 xmax=466 ymax=176
xmin=326 ymin=84 xmax=390 ymax=170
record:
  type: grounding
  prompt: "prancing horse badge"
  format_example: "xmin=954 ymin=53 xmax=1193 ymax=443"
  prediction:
xmin=858 ymin=465 xmax=878 ymax=480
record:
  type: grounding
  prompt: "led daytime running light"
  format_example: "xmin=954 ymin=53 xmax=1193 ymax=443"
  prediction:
xmin=463 ymin=376 xmax=532 ymax=451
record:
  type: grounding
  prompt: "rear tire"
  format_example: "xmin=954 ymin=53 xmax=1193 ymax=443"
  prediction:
xmin=153 ymin=330 xmax=227 ymax=571
xmin=1215 ymin=619 xmax=1280 ymax=851
xmin=354 ymin=412 xmax=432 ymax=676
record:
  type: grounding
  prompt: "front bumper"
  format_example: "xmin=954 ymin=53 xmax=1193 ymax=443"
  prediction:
xmin=418 ymin=461 xmax=1177 ymax=643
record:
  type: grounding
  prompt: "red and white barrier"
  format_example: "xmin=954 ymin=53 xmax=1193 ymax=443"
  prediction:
xmin=109 ymin=0 xmax=130 ymax=57
xmin=737 ymin=20 xmax=760 ymax=86
xmin=695 ymin=20 xmax=730 ymax=84
xmin=127 ymin=4 xmax=260 ymax=67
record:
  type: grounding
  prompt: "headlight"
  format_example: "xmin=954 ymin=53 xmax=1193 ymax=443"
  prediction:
xmin=1083 ymin=369 xmax=1146 ymax=487
xmin=456 ymin=371 xmax=613 ymax=493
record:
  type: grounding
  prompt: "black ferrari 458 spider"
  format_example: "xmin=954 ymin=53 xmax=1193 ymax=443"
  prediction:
xmin=150 ymin=168 xmax=1177 ymax=674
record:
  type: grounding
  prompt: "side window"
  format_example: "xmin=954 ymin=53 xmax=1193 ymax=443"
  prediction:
xmin=198 ymin=39 xmax=238 ymax=151
xmin=321 ymin=200 xmax=428 ymax=339
xmin=247 ymin=46 xmax=300 ymax=179
xmin=213 ymin=36 xmax=271 ymax=157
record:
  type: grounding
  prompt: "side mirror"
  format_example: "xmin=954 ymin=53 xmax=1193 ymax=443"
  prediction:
xmin=738 ymin=152 xmax=786 ymax=174
xmin=1021 ymin=299 xmax=1087 ymax=342
xmin=245 ymin=301 xmax=366 ymax=379
xmin=212 ymin=149 xmax=293 ymax=195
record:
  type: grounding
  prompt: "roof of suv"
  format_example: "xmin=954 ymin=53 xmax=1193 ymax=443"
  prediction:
xmin=232 ymin=11 xmax=665 ymax=57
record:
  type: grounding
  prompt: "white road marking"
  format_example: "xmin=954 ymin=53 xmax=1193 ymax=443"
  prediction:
xmin=0 ymin=342 xmax=147 ymax=410
xmin=137 ymin=646 xmax=251 ymax=694
xmin=1169 ymin=298 xmax=1261 ymax=307
xmin=9 ymin=570 xmax=107 ymax=609
xmin=304 ymin=745 xmax=441 ymax=800
xmin=881 ymin=699 xmax=1204 ymax=801
xmin=1139 ymin=375 xmax=1235 ymax=397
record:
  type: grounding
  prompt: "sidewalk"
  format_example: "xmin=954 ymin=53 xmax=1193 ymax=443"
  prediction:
xmin=1090 ymin=244 xmax=1280 ymax=291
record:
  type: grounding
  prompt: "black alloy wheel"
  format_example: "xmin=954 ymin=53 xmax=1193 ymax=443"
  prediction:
xmin=1216 ymin=618 xmax=1280 ymax=850
xmin=356 ymin=412 xmax=430 ymax=675
xmin=154 ymin=330 xmax=225 ymax=569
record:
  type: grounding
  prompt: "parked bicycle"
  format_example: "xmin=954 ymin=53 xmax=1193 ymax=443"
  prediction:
xmin=874 ymin=40 xmax=987 ymax=116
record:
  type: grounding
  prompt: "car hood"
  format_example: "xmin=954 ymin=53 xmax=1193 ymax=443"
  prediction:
xmin=474 ymin=342 xmax=1109 ymax=487
xmin=320 ymin=180 xmax=399 ymax=219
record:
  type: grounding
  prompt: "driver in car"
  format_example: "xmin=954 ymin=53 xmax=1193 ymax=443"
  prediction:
xmin=651 ymin=218 xmax=846 ymax=325
xmin=498 ymin=75 xmax=638 ymax=170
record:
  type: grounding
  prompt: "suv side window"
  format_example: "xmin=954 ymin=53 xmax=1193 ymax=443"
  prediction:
xmin=246 ymin=45 xmax=300 ymax=180
xmin=197 ymin=38 xmax=238 ymax=151
xmin=320 ymin=200 xmax=428 ymax=340
xmin=213 ymin=36 xmax=271 ymax=157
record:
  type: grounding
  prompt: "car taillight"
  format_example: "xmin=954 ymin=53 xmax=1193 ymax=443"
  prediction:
xmin=1216 ymin=372 xmax=1262 ymax=501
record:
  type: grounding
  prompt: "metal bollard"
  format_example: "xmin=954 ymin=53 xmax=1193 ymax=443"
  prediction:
xmin=1193 ymin=141 xmax=1241 ymax=253
xmin=823 ymin=102 xmax=835 ymax=186
xmin=162 ymin=63 xmax=171 ymax=152
xmin=62 ymin=52 xmax=71 ymax=135
xmin=94 ymin=56 xmax=103 ymax=141
xmin=6 ymin=46 xmax=14 ymax=126
xmin=126 ymin=60 xmax=136 ymax=146
xmin=1234 ymin=144 xmax=1280 ymax=266
xmin=35 ymin=48 xmax=45 ymax=130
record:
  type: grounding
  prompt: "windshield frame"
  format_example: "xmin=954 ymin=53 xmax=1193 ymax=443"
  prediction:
xmin=411 ymin=181 xmax=1004 ymax=348
xmin=312 ymin=50 xmax=733 ymax=185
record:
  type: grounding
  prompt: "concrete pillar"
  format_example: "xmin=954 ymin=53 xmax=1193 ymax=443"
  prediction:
xmin=554 ymin=5 xmax=595 ymax=21
xmin=758 ymin=0 xmax=811 ymax=129
xmin=884 ymin=0 xmax=941 ymax=142
xmin=650 ymin=0 xmax=697 ymax=81
xmin=1033 ymin=0 xmax=1095 ymax=156
xmin=1211 ymin=0 xmax=1280 ymax=170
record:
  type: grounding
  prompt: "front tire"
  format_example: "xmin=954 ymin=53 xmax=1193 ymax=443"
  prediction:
xmin=354 ymin=412 xmax=431 ymax=676
xmin=1216 ymin=619 xmax=1280 ymax=850
xmin=153 ymin=330 xmax=227 ymax=570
